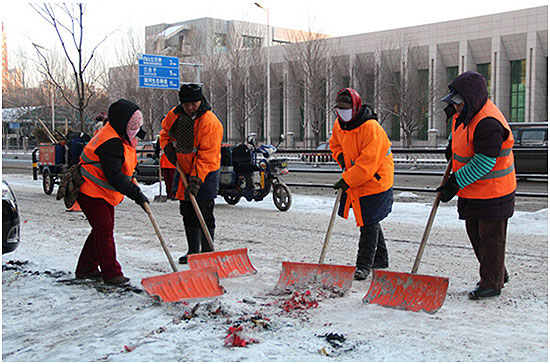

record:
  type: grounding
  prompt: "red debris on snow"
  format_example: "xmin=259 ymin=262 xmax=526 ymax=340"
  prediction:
xmin=124 ymin=345 xmax=136 ymax=352
xmin=223 ymin=326 xmax=257 ymax=347
xmin=281 ymin=290 xmax=319 ymax=312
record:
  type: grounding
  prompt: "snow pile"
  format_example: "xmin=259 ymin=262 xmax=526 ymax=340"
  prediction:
xmin=1 ymin=174 xmax=547 ymax=361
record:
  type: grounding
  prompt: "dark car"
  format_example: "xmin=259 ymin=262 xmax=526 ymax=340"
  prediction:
xmin=135 ymin=141 xmax=160 ymax=185
xmin=2 ymin=179 xmax=20 ymax=254
xmin=510 ymin=123 xmax=548 ymax=174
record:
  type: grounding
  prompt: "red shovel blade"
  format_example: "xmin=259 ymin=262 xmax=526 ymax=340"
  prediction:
xmin=363 ymin=270 xmax=449 ymax=314
xmin=141 ymin=267 xmax=224 ymax=302
xmin=188 ymin=248 xmax=257 ymax=279
xmin=274 ymin=261 xmax=356 ymax=293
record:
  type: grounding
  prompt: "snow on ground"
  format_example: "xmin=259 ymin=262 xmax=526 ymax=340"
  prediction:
xmin=2 ymin=173 xmax=548 ymax=362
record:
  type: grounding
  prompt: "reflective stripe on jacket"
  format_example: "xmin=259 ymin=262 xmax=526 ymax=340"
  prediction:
xmin=451 ymin=99 xmax=516 ymax=199
xmin=159 ymin=107 xmax=223 ymax=200
xmin=79 ymin=123 xmax=137 ymax=206
xmin=329 ymin=118 xmax=394 ymax=226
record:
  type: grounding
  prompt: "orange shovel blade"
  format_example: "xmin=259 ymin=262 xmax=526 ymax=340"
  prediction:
xmin=188 ymin=248 xmax=257 ymax=279
xmin=363 ymin=270 xmax=449 ymax=314
xmin=274 ymin=261 xmax=355 ymax=293
xmin=141 ymin=267 xmax=224 ymax=302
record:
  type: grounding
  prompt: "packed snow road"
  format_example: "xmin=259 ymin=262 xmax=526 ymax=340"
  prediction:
xmin=2 ymin=173 xmax=547 ymax=361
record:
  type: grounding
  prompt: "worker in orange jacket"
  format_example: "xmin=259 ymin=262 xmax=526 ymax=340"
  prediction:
xmin=77 ymin=99 xmax=149 ymax=285
xmin=159 ymin=84 xmax=223 ymax=264
xmin=329 ymin=88 xmax=394 ymax=281
xmin=437 ymin=71 xmax=515 ymax=300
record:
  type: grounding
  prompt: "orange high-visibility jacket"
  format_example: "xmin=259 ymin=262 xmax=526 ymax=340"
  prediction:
xmin=160 ymin=153 xmax=176 ymax=169
xmin=159 ymin=107 xmax=223 ymax=200
xmin=79 ymin=123 xmax=137 ymax=206
xmin=451 ymin=99 xmax=516 ymax=199
xmin=329 ymin=118 xmax=394 ymax=226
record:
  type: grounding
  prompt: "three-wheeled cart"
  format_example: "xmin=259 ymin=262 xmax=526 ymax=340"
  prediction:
xmin=32 ymin=142 xmax=67 ymax=195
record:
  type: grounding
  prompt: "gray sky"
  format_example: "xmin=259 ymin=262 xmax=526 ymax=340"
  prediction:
xmin=2 ymin=0 xmax=548 ymax=68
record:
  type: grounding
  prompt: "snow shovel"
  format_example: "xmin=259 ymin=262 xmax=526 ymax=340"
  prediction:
xmin=274 ymin=188 xmax=355 ymax=293
xmin=153 ymin=160 xmax=167 ymax=202
xmin=140 ymin=201 xmax=224 ymax=302
xmin=362 ymin=162 xmax=452 ymax=314
xmin=174 ymin=162 xmax=257 ymax=278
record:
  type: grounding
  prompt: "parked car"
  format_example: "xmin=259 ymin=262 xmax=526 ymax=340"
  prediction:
xmin=135 ymin=141 xmax=160 ymax=185
xmin=510 ymin=122 xmax=548 ymax=175
xmin=300 ymin=142 xmax=332 ymax=164
xmin=2 ymin=179 xmax=20 ymax=254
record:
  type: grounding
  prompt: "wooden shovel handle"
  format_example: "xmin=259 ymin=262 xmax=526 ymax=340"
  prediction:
xmin=175 ymin=162 xmax=214 ymax=251
xmin=143 ymin=202 xmax=178 ymax=272
xmin=318 ymin=188 xmax=343 ymax=264
xmin=411 ymin=161 xmax=452 ymax=274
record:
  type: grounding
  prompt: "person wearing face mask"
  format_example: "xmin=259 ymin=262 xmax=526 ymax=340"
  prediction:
xmin=76 ymin=99 xmax=149 ymax=285
xmin=159 ymin=83 xmax=223 ymax=265
xmin=437 ymin=71 xmax=515 ymax=300
xmin=329 ymin=88 xmax=394 ymax=281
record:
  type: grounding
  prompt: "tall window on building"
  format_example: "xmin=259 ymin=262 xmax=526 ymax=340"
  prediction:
xmin=416 ymin=69 xmax=429 ymax=140
xmin=214 ymin=33 xmax=227 ymax=53
xmin=342 ymin=76 xmax=350 ymax=88
xmin=477 ymin=63 xmax=492 ymax=97
xmin=510 ymin=59 xmax=526 ymax=122
xmin=242 ymin=35 xmax=262 ymax=49
xmin=446 ymin=66 xmax=459 ymax=135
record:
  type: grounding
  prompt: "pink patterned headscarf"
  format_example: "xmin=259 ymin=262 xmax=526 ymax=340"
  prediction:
xmin=126 ymin=110 xmax=143 ymax=148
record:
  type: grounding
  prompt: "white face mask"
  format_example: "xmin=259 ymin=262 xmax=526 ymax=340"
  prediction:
xmin=337 ymin=108 xmax=353 ymax=122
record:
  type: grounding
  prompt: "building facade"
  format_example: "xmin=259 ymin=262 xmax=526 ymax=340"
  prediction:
xmin=145 ymin=7 xmax=548 ymax=147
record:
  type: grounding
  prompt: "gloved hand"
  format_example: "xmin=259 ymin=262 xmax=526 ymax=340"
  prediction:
xmin=333 ymin=177 xmax=349 ymax=192
xmin=135 ymin=191 xmax=149 ymax=210
xmin=444 ymin=141 xmax=452 ymax=162
xmin=184 ymin=175 xmax=202 ymax=200
xmin=435 ymin=174 xmax=460 ymax=202
xmin=336 ymin=153 xmax=346 ymax=170
xmin=163 ymin=143 xmax=177 ymax=166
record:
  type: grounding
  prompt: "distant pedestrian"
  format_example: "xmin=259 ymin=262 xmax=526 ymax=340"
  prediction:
xmin=437 ymin=71 xmax=515 ymax=300
xmin=76 ymin=99 xmax=149 ymax=285
xmin=329 ymin=88 xmax=394 ymax=280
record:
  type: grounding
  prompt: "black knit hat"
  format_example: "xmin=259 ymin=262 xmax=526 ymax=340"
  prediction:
xmin=179 ymin=83 xmax=203 ymax=103
xmin=108 ymin=99 xmax=140 ymax=137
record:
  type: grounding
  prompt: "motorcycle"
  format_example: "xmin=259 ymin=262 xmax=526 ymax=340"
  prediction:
xmin=219 ymin=134 xmax=292 ymax=211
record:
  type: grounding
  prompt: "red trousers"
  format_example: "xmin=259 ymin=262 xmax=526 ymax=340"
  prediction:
xmin=162 ymin=168 xmax=176 ymax=199
xmin=76 ymin=192 xmax=123 ymax=280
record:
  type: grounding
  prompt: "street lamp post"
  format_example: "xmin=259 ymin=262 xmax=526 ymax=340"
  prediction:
xmin=254 ymin=2 xmax=271 ymax=145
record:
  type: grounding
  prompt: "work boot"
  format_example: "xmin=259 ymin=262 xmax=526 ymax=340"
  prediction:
xmin=354 ymin=268 xmax=370 ymax=281
xmin=103 ymin=276 xmax=130 ymax=285
xmin=468 ymin=286 xmax=501 ymax=300
xmin=179 ymin=226 xmax=202 ymax=264
xmin=75 ymin=271 xmax=102 ymax=281
xmin=200 ymin=228 xmax=215 ymax=253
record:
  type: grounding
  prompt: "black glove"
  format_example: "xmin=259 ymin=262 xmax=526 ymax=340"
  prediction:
xmin=435 ymin=174 xmax=460 ymax=202
xmin=336 ymin=153 xmax=346 ymax=170
xmin=333 ymin=177 xmax=349 ymax=192
xmin=163 ymin=143 xmax=177 ymax=166
xmin=135 ymin=191 xmax=149 ymax=210
xmin=184 ymin=175 xmax=202 ymax=200
xmin=444 ymin=141 xmax=452 ymax=162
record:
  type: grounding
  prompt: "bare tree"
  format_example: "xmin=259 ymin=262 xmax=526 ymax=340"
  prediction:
xmin=31 ymin=3 xmax=114 ymax=131
xmin=284 ymin=30 xmax=333 ymax=147
xmin=377 ymin=35 xmax=431 ymax=147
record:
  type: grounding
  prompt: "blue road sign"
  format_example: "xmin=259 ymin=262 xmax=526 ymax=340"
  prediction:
xmin=138 ymin=54 xmax=180 ymax=90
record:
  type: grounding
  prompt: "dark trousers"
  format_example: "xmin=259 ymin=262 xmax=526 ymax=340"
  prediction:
xmin=179 ymin=199 xmax=215 ymax=254
xmin=356 ymin=222 xmax=388 ymax=271
xmin=76 ymin=192 xmax=123 ymax=280
xmin=162 ymin=168 xmax=176 ymax=198
xmin=465 ymin=219 xmax=508 ymax=289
